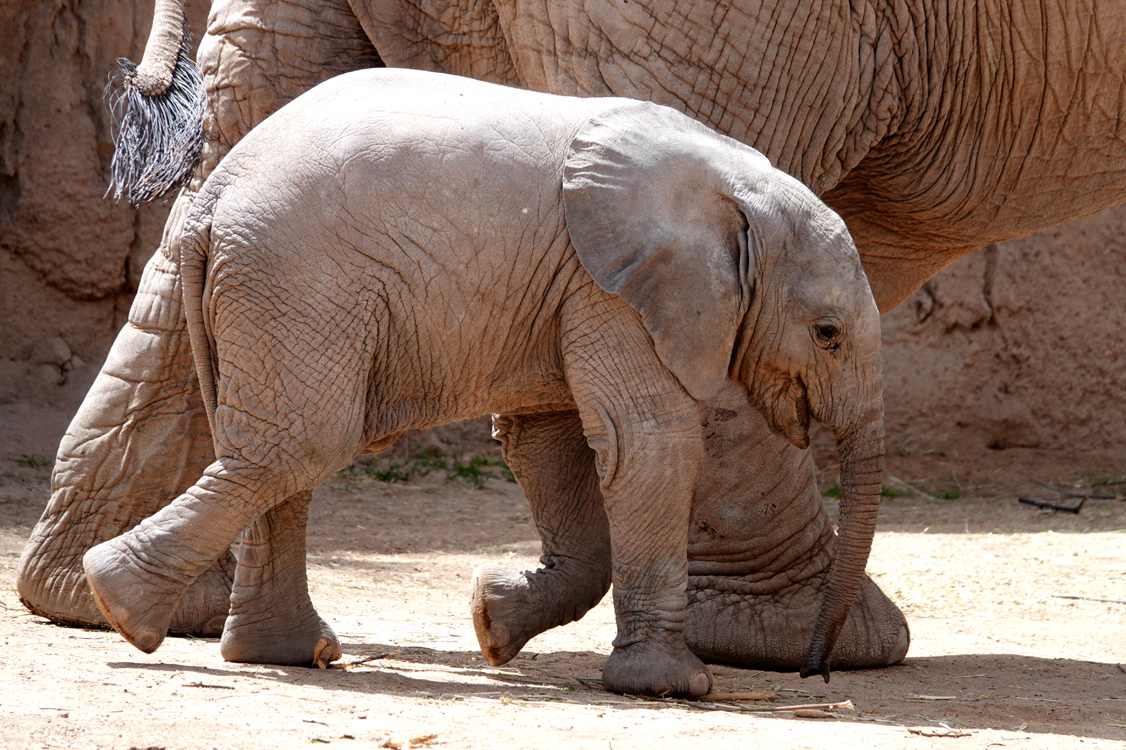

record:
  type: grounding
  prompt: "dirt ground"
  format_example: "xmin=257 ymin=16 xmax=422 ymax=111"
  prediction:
xmin=2 ymin=389 xmax=1126 ymax=750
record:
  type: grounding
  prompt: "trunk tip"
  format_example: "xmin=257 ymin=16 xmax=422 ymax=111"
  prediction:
xmin=799 ymin=654 xmax=831 ymax=683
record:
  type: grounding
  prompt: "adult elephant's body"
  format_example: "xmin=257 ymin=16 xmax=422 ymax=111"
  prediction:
xmin=17 ymin=0 xmax=1126 ymax=670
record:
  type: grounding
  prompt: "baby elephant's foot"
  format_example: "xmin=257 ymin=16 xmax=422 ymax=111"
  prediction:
xmin=470 ymin=564 xmax=541 ymax=666
xmin=83 ymin=539 xmax=186 ymax=654
xmin=221 ymin=610 xmax=342 ymax=668
xmin=602 ymin=637 xmax=713 ymax=698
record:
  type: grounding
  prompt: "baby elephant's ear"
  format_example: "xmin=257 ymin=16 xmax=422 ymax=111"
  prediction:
xmin=563 ymin=102 xmax=754 ymax=402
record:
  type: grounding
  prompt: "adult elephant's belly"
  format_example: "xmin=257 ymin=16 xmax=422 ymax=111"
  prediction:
xmin=681 ymin=383 xmax=910 ymax=669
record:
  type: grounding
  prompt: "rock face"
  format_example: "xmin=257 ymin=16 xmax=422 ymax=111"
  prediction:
xmin=1 ymin=2 xmax=1123 ymax=463
xmin=0 ymin=0 xmax=208 ymax=369
xmin=882 ymin=207 xmax=1126 ymax=457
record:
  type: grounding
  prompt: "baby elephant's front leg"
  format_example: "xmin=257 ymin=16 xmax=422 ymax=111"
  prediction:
xmin=564 ymin=304 xmax=713 ymax=698
xmin=591 ymin=406 xmax=711 ymax=698
xmin=472 ymin=410 xmax=611 ymax=665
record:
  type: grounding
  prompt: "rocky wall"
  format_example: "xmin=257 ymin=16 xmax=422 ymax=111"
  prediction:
xmin=0 ymin=0 xmax=209 ymax=391
xmin=882 ymin=205 xmax=1126 ymax=457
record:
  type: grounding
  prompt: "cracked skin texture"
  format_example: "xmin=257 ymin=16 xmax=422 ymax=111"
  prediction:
xmin=18 ymin=0 xmax=1126 ymax=675
xmin=80 ymin=70 xmax=887 ymax=697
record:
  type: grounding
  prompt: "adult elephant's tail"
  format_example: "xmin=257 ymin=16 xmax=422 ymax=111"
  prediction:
xmin=107 ymin=0 xmax=205 ymax=205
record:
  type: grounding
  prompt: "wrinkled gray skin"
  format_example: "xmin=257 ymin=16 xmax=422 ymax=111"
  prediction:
xmin=19 ymin=0 xmax=1126 ymax=676
xmin=81 ymin=69 xmax=886 ymax=697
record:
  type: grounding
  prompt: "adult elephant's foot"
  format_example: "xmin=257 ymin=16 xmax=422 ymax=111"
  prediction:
xmin=82 ymin=537 xmax=188 ymax=653
xmin=167 ymin=555 xmax=234 ymax=637
xmin=470 ymin=561 xmax=612 ymax=665
xmin=219 ymin=492 xmax=341 ymax=668
xmin=602 ymin=636 xmax=713 ymax=697
xmin=480 ymin=412 xmax=613 ymax=666
xmin=684 ymin=573 xmax=910 ymax=671
xmin=220 ymin=607 xmax=342 ymax=668
xmin=470 ymin=565 xmax=540 ymax=665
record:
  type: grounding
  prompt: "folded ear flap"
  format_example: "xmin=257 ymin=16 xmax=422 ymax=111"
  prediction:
xmin=563 ymin=102 xmax=761 ymax=401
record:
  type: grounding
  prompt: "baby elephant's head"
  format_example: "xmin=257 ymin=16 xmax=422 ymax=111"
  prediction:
xmin=563 ymin=101 xmax=883 ymax=682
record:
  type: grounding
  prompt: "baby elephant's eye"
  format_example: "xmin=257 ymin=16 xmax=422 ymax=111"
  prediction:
xmin=812 ymin=320 xmax=841 ymax=350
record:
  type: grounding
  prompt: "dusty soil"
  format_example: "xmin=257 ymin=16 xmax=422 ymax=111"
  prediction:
xmin=3 ymin=395 xmax=1126 ymax=749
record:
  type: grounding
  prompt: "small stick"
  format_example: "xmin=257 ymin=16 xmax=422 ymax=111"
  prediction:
xmin=730 ymin=700 xmax=854 ymax=713
xmin=1053 ymin=595 xmax=1126 ymax=605
xmin=908 ymin=725 xmax=971 ymax=738
xmin=341 ymin=651 xmax=402 ymax=667
xmin=700 ymin=691 xmax=777 ymax=702
xmin=1018 ymin=496 xmax=1085 ymax=513
xmin=184 ymin=681 xmax=235 ymax=689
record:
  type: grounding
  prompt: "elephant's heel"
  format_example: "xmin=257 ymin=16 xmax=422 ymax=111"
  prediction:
xmin=82 ymin=539 xmax=188 ymax=653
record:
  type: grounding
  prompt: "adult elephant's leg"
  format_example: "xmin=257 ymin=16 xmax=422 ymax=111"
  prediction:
xmin=473 ymin=390 xmax=907 ymax=673
xmin=16 ymin=194 xmax=233 ymax=635
xmin=471 ymin=410 xmax=611 ymax=665
xmin=15 ymin=0 xmax=381 ymax=632
xmin=220 ymin=491 xmax=342 ymax=668
xmin=681 ymin=382 xmax=909 ymax=670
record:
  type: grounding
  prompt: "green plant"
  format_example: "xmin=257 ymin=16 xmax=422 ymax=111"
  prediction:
xmin=367 ymin=462 xmax=416 ymax=483
xmin=17 ymin=454 xmax=50 ymax=469
xmin=339 ymin=448 xmax=515 ymax=488
xmin=444 ymin=453 xmax=514 ymax=489
xmin=822 ymin=486 xmax=841 ymax=498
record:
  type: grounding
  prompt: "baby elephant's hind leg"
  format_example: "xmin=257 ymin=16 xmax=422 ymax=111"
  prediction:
xmin=82 ymin=461 xmax=303 ymax=654
xmin=471 ymin=410 xmax=611 ymax=664
xmin=221 ymin=491 xmax=342 ymax=667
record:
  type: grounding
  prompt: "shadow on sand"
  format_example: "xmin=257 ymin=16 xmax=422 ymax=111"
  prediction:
xmin=109 ymin=644 xmax=1126 ymax=742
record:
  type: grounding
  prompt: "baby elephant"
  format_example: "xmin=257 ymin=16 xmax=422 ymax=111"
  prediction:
xmin=83 ymin=68 xmax=885 ymax=698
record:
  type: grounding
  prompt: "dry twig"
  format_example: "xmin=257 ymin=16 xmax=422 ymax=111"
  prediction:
xmin=728 ymin=700 xmax=854 ymax=713
xmin=700 ymin=691 xmax=777 ymax=702
xmin=908 ymin=724 xmax=972 ymax=738
xmin=888 ymin=476 xmax=936 ymax=501
xmin=340 ymin=651 xmax=402 ymax=667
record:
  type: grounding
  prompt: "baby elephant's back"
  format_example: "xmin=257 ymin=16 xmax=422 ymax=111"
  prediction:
xmin=201 ymin=69 xmax=613 ymax=276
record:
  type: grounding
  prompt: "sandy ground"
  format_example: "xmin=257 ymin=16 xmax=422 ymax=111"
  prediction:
xmin=3 ymin=425 xmax=1126 ymax=750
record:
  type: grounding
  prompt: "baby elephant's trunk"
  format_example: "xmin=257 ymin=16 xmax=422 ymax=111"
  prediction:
xmin=799 ymin=396 xmax=885 ymax=681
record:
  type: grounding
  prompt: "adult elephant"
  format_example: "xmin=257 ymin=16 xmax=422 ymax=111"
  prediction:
xmin=17 ymin=0 xmax=1126 ymax=672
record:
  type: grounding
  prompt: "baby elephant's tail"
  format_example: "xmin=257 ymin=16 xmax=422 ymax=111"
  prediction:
xmin=179 ymin=193 xmax=220 ymax=436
